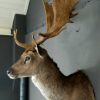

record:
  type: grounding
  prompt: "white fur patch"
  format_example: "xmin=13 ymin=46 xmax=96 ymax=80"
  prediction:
xmin=7 ymin=73 xmax=16 ymax=79
xmin=31 ymin=76 xmax=51 ymax=99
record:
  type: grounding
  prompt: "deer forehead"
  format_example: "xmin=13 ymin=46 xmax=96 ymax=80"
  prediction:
xmin=22 ymin=50 xmax=35 ymax=57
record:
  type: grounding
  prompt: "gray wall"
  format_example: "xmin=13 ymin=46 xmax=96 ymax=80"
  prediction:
xmin=0 ymin=35 xmax=20 ymax=100
xmin=26 ymin=0 xmax=100 ymax=100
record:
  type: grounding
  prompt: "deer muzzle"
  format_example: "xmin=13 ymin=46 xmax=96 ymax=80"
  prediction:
xmin=7 ymin=68 xmax=17 ymax=79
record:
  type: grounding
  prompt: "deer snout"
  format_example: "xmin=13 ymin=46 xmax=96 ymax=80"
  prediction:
xmin=7 ymin=68 xmax=17 ymax=79
xmin=7 ymin=68 xmax=13 ymax=75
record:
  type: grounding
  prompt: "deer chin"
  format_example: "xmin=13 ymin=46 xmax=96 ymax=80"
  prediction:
xmin=7 ymin=73 xmax=29 ymax=79
xmin=7 ymin=70 xmax=32 ymax=79
xmin=7 ymin=73 xmax=17 ymax=79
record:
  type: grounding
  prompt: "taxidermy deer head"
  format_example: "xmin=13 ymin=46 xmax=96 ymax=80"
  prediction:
xmin=7 ymin=0 xmax=95 ymax=100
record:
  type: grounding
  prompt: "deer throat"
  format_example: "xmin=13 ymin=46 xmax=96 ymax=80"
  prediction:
xmin=31 ymin=75 xmax=52 ymax=99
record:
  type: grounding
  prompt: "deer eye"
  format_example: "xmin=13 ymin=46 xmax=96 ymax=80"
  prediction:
xmin=24 ymin=56 xmax=31 ymax=64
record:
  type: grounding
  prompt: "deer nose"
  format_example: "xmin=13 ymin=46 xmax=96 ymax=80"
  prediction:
xmin=7 ymin=70 xmax=10 ymax=74
xmin=7 ymin=68 xmax=13 ymax=75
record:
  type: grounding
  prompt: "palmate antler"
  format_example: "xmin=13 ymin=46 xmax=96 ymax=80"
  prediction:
xmin=13 ymin=0 xmax=79 ymax=49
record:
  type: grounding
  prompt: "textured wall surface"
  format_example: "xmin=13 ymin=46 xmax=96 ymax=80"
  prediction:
xmin=26 ymin=0 xmax=100 ymax=100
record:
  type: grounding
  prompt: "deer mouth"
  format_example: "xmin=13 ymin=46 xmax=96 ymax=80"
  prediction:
xmin=7 ymin=70 xmax=30 ymax=79
xmin=7 ymin=74 xmax=17 ymax=79
xmin=7 ymin=70 xmax=17 ymax=79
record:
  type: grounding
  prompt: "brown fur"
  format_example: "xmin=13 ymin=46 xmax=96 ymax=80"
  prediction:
xmin=7 ymin=46 xmax=95 ymax=100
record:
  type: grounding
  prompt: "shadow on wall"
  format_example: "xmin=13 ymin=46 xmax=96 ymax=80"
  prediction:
xmin=86 ymin=64 xmax=100 ymax=100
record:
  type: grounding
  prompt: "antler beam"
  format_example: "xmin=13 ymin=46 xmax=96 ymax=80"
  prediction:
xmin=13 ymin=0 xmax=79 ymax=49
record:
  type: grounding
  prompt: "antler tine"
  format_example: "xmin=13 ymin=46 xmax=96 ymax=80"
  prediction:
xmin=13 ymin=30 xmax=33 ymax=49
xmin=42 ymin=0 xmax=79 ymax=37
xmin=32 ymin=25 xmax=66 ymax=46
xmin=42 ymin=0 xmax=54 ymax=32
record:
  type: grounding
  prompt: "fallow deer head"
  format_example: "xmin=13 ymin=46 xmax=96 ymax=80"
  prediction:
xmin=7 ymin=0 xmax=79 ymax=79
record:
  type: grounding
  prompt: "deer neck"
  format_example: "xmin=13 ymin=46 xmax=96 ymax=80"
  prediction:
xmin=31 ymin=56 xmax=65 ymax=99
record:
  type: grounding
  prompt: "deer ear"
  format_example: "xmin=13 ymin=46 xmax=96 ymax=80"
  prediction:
xmin=34 ymin=46 xmax=43 ymax=58
xmin=37 ymin=46 xmax=48 ymax=56
xmin=32 ymin=38 xmax=43 ymax=58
